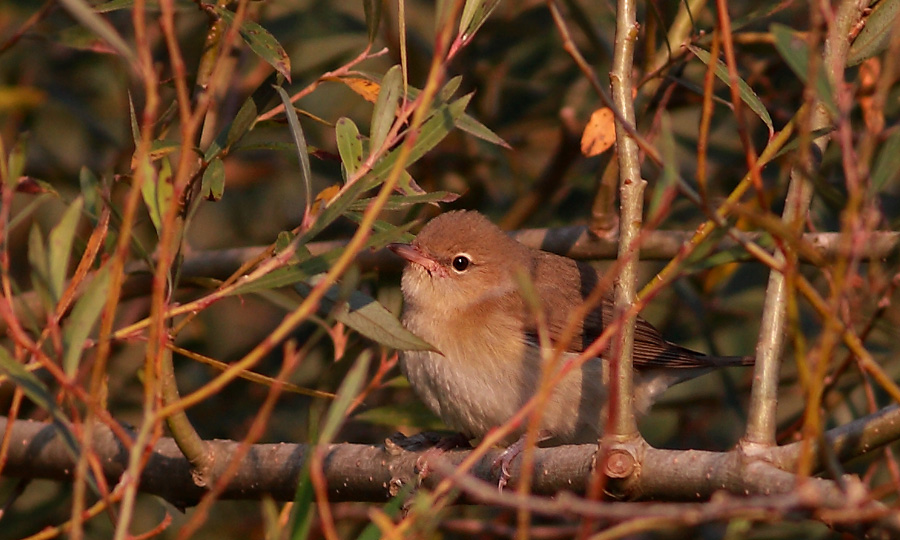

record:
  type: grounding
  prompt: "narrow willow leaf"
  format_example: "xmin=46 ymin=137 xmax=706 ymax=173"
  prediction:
xmin=356 ymin=484 xmax=416 ymax=540
xmin=0 ymin=347 xmax=80 ymax=457
xmin=147 ymin=139 xmax=181 ymax=161
xmin=457 ymin=113 xmax=510 ymax=147
xmin=370 ymin=65 xmax=402 ymax=155
xmin=57 ymin=0 xmax=137 ymax=64
xmin=871 ymin=129 xmax=900 ymax=191
xmin=335 ymin=117 xmax=363 ymax=177
xmin=128 ymin=93 xmax=139 ymax=147
xmin=363 ymin=0 xmax=382 ymax=44
xmin=289 ymin=470 xmax=315 ymax=540
xmin=6 ymin=136 xmax=26 ymax=189
xmin=62 ymin=265 xmax=110 ymax=376
xmin=201 ymin=157 xmax=226 ymax=201
xmin=439 ymin=75 xmax=463 ymax=101
xmin=406 ymin=80 xmax=508 ymax=147
xmin=348 ymin=191 xmax=459 ymax=211
xmin=319 ymin=351 xmax=371 ymax=443
xmin=301 ymin=94 xmax=470 ymax=243
xmin=847 ymin=0 xmax=900 ymax=66
xmin=206 ymin=72 xmax=279 ymax=160
xmin=223 ymin=98 xmax=258 ymax=154
xmin=140 ymin=157 xmax=172 ymax=236
xmin=365 ymin=93 xmax=473 ymax=190
xmin=295 ymin=284 xmax=436 ymax=351
xmin=688 ymin=45 xmax=773 ymax=136
xmin=93 ymin=0 xmax=134 ymax=13
xmin=48 ymin=197 xmax=84 ymax=302
xmin=79 ymin=167 xmax=101 ymax=218
xmin=28 ymin=224 xmax=53 ymax=310
xmin=458 ymin=0 xmax=501 ymax=40
xmin=770 ymin=24 xmax=837 ymax=117
xmin=213 ymin=7 xmax=291 ymax=82
xmin=275 ymin=86 xmax=313 ymax=217
xmin=288 ymin=352 xmax=371 ymax=540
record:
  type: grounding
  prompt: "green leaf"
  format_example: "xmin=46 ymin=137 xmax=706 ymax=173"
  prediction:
xmin=847 ymin=0 xmax=900 ymax=66
xmin=288 ymin=467 xmax=315 ymax=540
xmin=295 ymin=284 xmax=436 ymax=351
xmin=363 ymin=0 xmax=383 ymax=44
xmin=6 ymin=136 xmax=27 ymax=189
xmin=213 ymin=7 xmax=291 ymax=82
xmin=48 ymin=197 xmax=84 ymax=302
xmin=8 ymin=194 xmax=53 ymax=234
xmin=687 ymin=45 xmax=773 ymax=137
xmin=147 ymin=139 xmax=182 ymax=161
xmin=300 ymin=94 xmax=470 ymax=244
xmin=871 ymin=129 xmax=900 ymax=191
xmin=370 ymin=65 xmax=402 ymax=156
xmin=62 ymin=265 xmax=110 ymax=377
xmin=201 ymin=157 xmax=226 ymax=201
xmin=405 ymin=79 xmax=508 ymax=148
xmin=770 ymin=24 xmax=837 ymax=117
xmin=320 ymin=351 xmax=371 ymax=443
xmin=458 ymin=0 xmax=501 ymax=40
xmin=439 ymin=75 xmax=463 ymax=101
xmin=128 ymin=93 xmax=139 ymax=147
xmin=348 ymin=191 xmax=459 ymax=211
xmin=356 ymin=484 xmax=415 ymax=540
xmin=93 ymin=0 xmax=135 ymax=13
xmin=57 ymin=0 xmax=137 ymax=64
xmin=140 ymin=157 xmax=173 ymax=236
xmin=456 ymin=112 xmax=510 ymax=148
xmin=335 ymin=117 xmax=363 ymax=177
xmin=364 ymin=92 xmax=473 ymax=190
xmin=204 ymin=73 xmax=280 ymax=160
xmin=275 ymin=86 xmax=313 ymax=216
xmin=0 ymin=347 xmax=80 ymax=458
xmin=288 ymin=352 xmax=371 ymax=540
xmin=79 ymin=167 xmax=101 ymax=218
xmin=28 ymin=224 xmax=53 ymax=310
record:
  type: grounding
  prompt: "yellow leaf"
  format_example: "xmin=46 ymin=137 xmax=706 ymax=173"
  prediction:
xmin=328 ymin=76 xmax=381 ymax=103
xmin=311 ymin=184 xmax=341 ymax=215
xmin=581 ymin=107 xmax=616 ymax=157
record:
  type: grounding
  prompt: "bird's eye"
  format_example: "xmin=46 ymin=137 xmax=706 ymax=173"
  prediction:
xmin=451 ymin=255 xmax=471 ymax=272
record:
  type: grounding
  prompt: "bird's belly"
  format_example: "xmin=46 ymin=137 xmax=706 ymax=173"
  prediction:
xmin=400 ymin=348 xmax=607 ymax=444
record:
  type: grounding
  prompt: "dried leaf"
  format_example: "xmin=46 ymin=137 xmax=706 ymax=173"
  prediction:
xmin=581 ymin=107 xmax=616 ymax=157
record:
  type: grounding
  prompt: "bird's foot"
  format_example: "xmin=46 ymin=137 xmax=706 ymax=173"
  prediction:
xmin=492 ymin=431 xmax=552 ymax=492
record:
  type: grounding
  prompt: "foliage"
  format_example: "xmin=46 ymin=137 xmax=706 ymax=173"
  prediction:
xmin=0 ymin=0 xmax=898 ymax=539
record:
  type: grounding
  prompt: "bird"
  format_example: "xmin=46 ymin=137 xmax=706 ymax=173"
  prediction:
xmin=388 ymin=210 xmax=753 ymax=449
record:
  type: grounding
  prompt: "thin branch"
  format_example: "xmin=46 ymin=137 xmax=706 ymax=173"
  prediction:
xmin=742 ymin=0 xmax=868 ymax=449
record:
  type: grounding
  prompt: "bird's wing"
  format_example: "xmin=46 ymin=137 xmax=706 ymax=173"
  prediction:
xmin=531 ymin=252 xmax=751 ymax=369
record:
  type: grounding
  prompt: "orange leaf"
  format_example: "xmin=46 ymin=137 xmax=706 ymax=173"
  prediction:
xmin=311 ymin=185 xmax=341 ymax=216
xmin=581 ymin=107 xmax=615 ymax=157
xmin=328 ymin=76 xmax=381 ymax=103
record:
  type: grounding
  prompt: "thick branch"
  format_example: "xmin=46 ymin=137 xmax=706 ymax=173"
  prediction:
xmin=2 ymin=406 xmax=898 ymax=509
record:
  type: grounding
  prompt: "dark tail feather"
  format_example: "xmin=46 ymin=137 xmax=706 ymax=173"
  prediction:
xmin=633 ymin=340 xmax=754 ymax=370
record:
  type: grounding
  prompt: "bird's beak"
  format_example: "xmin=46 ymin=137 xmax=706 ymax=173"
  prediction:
xmin=388 ymin=243 xmax=442 ymax=274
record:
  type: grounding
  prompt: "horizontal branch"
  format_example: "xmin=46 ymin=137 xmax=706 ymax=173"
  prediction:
xmin=1 ymin=404 xmax=898 ymax=512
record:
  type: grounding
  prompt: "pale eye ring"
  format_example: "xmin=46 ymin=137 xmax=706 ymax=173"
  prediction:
xmin=451 ymin=254 xmax=471 ymax=272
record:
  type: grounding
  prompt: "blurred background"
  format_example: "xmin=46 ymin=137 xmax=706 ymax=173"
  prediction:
xmin=1 ymin=0 xmax=898 ymax=538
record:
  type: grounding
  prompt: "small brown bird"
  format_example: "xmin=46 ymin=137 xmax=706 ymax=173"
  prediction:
xmin=389 ymin=210 xmax=752 ymax=447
